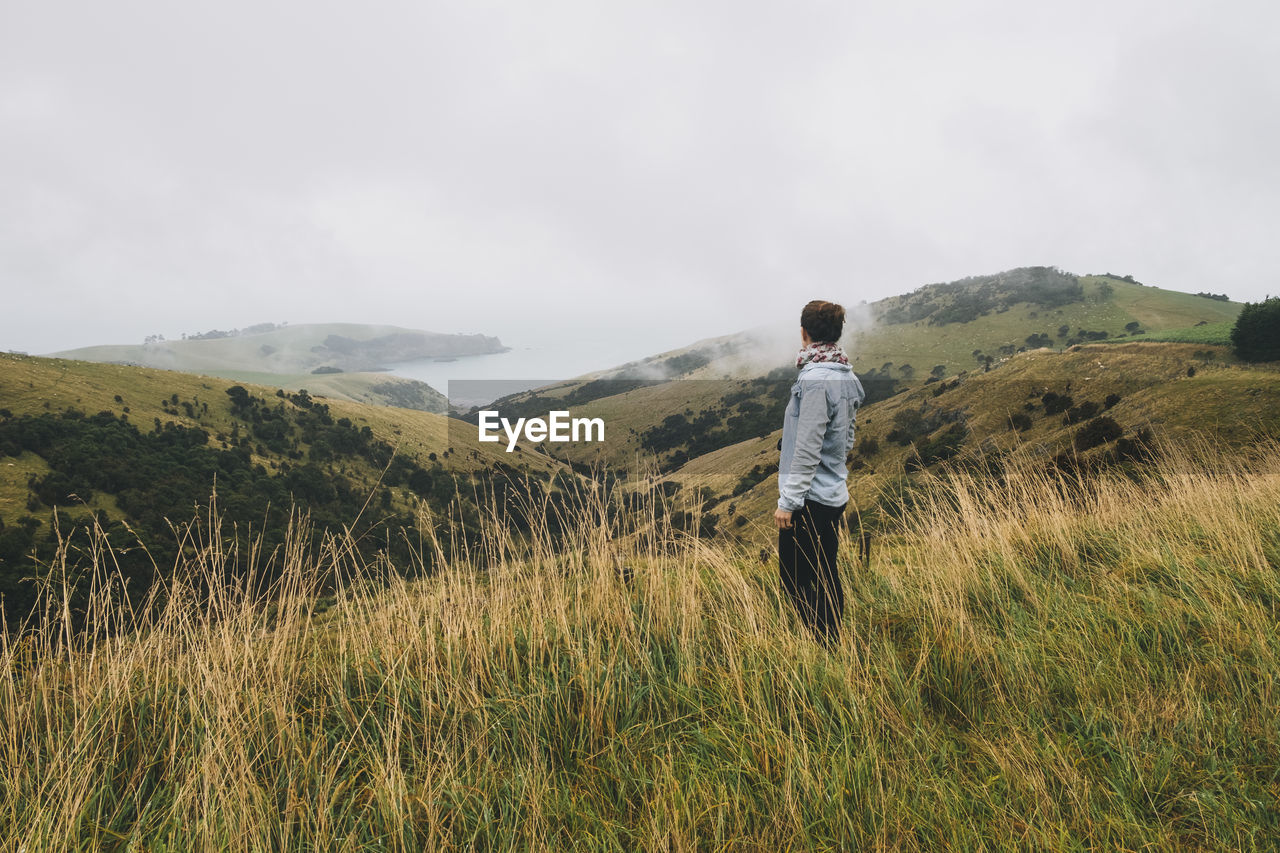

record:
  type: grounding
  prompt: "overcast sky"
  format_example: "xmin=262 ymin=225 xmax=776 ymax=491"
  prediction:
xmin=3 ymin=0 xmax=1278 ymax=357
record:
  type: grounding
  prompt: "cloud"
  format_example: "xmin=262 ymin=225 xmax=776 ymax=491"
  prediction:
xmin=2 ymin=0 xmax=1278 ymax=355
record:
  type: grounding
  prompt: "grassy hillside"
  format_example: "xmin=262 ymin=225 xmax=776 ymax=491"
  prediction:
xmin=197 ymin=368 xmax=450 ymax=413
xmin=47 ymin=322 xmax=514 ymax=411
xmin=685 ymin=343 xmax=1280 ymax=543
xmin=847 ymin=274 xmax=1241 ymax=378
xmin=0 ymin=353 xmax=574 ymax=624
xmin=51 ymin=322 xmax=505 ymax=374
xmin=469 ymin=269 xmax=1251 ymax=499
xmin=462 ymin=341 xmax=1279 ymax=545
xmin=3 ymin=439 xmax=1277 ymax=848
xmin=1126 ymin=321 xmax=1236 ymax=346
xmin=573 ymin=270 xmax=1244 ymax=388
xmin=6 ymin=270 xmax=1267 ymax=598
xmin=0 ymin=352 xmax=560 ymax=514
xmin=3 ymin=270 xmax=1277 ymax=847
xmin=468 ymin=376 xmax=777 ymax=474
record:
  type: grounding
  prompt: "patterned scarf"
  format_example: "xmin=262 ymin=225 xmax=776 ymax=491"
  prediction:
xmin=795 ymin=341 xmax=850 ymax=369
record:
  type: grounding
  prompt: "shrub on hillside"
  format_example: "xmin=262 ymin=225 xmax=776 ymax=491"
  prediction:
xmin=1025 ymin=333 xmax=1052 ymax=348
xmin=732 ymin=464 xmax=774 ymax=496
xmin=906 ymin=423 xmax=967 ymax=471
xmin=1113 ymin=428 xmax=1156 ymax=463
xmin=1063 ymin=401 xmax=1100 ymax=425
xmin=1042 ymin=391 xmax=1073 ymax=415
xmin=1074 ymin=416 xmax=1123 ymax=451
xmin=887 ymin=409 xmax=927 ymax=445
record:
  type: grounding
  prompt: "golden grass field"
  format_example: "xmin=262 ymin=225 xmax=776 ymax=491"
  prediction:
xmin=2 ymin=436 xmax=1278 ymax=850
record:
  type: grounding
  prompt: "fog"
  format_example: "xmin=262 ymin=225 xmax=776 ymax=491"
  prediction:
xmin=3 ymin=0 xmax=1278 ymax=359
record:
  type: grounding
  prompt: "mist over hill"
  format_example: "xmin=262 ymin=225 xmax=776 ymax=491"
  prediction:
xmin=576 ymin=267 xmax=1243 ymax=387
xmin=3 ymin=265 xmax=1269 ymax=601
xmin=51 ymin=322 xmax=506 ymax=373
xmin=464 ymin=267 xmax=1253 ymax=498
xmin=46 ymin=322 xmax=512 ymax=412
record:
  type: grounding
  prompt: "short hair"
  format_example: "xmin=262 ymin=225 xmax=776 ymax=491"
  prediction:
xmin=801 ymin=300 xmax=845 ymax=343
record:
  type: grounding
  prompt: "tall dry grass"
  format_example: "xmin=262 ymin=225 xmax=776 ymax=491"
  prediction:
xmin=2 ymin=440 xmax=1279 ymax=850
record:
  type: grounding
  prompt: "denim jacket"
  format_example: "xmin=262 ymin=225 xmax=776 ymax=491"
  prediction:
xmin=777 ymin=361 xmax=865 ymax=512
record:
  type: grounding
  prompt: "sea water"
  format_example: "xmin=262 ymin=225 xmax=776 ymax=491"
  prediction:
xmin=383 ymin=332 xmax=675 ymax=408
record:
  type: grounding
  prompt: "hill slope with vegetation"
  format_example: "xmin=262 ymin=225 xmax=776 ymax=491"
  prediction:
xmin=0 ymin=353 xmax=572 ymax=626
xmin=3 ymin=437 xmax=1277 ymax=849
xmin=474 ymin=341 xmax=1279 ymax=544
xmin=50 ymin=322 xmax=507 ymax=375
xmin=48 ymin=322 xmax=510 ymax=412
xmin=470 ymin=268 xmax=1250 ymax=491
xmin=3 ymin=269 xmax=1278 ymax=847
xmin=679 ymin=342 xmax=1280 ymax=542
xmin=563 ymin=267 xmax=1244 ymax=387
xmin=5 ymin=270 xmax=1269 ymax=613
xmin=855 ymin=269 xmax=1241 ymax=377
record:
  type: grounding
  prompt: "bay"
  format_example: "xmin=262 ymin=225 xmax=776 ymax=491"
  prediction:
xmin=383 ymin=333 xmax=670 ymax=408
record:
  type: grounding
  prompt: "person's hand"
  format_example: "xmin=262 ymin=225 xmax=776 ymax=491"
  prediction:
xmin=774 ymin=507 xmax=793 ymax=530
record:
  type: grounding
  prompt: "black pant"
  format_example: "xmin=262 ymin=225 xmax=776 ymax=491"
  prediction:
xmin=779 ymin=499 xmax=846 ymax=646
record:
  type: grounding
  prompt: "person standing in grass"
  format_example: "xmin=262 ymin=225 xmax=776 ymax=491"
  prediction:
xmin=774 ymin=300 xmax=865 ymax=647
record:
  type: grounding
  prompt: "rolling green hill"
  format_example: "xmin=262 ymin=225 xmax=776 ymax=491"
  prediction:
xmin=51 ymin=322 xmax=507 ymax=374
xmin=851 ymin=272 xmax=1242 ymax=378
xmin=679 ymin=342 xmax=1280 ymax=544
xmin=48 ymin=322 xmax=510 ymax=412
xmin=605 ymin=269 xmax=1244 ymax=384
xmin=5 ymin=272 xmax=1278 ymax=848
xmin=4 ymin=268 xmax=1270 ymax=621
xmin=9 ymin=417 xmax=1280 ymax=848
xmin=0 ymin=352 xmax=573 ymax=624
xmin=468 ymin=267 xmax=1256 ymax=518
xmin=467 ymin=340 xmax=1278 ymax=546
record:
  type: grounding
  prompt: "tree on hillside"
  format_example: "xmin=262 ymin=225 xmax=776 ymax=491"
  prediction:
xmin=1230 ymin=297 xmax=1280 ymax=362
xmin=1025 ymin=332 xmax=1052 ymax=348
